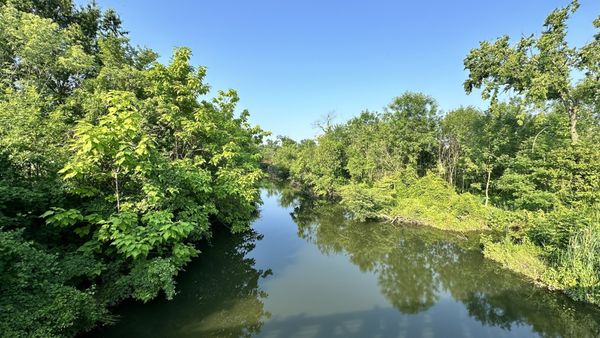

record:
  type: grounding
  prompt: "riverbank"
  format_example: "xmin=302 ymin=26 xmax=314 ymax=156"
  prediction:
xmin=270 ymin=176 xmax=600 ymax=308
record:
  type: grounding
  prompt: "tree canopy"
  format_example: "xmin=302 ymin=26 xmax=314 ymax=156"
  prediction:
xmin=0 ymin=1 xmax=265 ymax=336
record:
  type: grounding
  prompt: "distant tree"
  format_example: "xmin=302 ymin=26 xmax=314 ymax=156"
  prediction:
xmin=439 ymin=106 xmax=482 ymax=188
xmin=471 ymin=101 xmax=528 ymax=205
xmin=382 ymin=92 xmax=439 ymax=175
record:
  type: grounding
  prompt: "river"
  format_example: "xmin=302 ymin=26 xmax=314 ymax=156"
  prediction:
xmin=88 ymin=187 xmax=600 ymax=338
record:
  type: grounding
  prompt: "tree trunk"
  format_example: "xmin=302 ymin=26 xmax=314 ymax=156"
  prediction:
xmin=568 ymin=104 xmax=579 ymax=145
xmin=484 ymin=169 xmax=492 ymax=206
xmin=113 ymin=169 xmax=121 ymax=212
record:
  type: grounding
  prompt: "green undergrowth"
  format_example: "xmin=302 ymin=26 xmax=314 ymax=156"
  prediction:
xmin=481 ymin=236 xmax=551 ymax=286
xmin=482 ymin=208 xmax=600 ymax=306
xmin=335 ymin=173 xmax=600 ymax=306
xmin=339 ymin=173 xmax=495 ymax=232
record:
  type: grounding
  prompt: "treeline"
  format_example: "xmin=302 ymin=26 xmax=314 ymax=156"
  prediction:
xmin=265 ymin=1 xmax=600 ymax=306
xmin=0 ymin=1 xmax=265 ymax=337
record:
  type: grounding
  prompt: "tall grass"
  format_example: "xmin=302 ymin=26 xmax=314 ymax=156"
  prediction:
xmin=552 ymin=225 xmax=600 ymax=304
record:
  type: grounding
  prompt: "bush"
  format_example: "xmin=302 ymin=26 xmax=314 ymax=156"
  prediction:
xmin=483 ymin=216 xmax=600 ymax=306
xmin=340 ymin=173 xmax=494 ymax=232
xmin=339 ymin=182 xmax=393 ymax=221
xmin=389 ymin=174 xmax=491 ymax=231
xmin=0 ymin=229 xmax=105 ymax=338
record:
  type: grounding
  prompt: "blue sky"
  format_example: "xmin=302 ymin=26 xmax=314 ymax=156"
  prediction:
xmin=81 ymin=1 xmax=599 ymax=140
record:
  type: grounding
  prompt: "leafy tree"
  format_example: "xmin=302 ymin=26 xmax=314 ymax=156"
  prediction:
xmin=344 ymin=111 xmax=386 ymax=182
xmin=270 ymin=92 xmax=439 ymax=196
xmin=270 ymin=136 xmax=300 ymax=178
xmin=0 ymin=4 xmax=95 ymax=226
xmin=50 ymin=47 xmax=266 ymax=302
xmin=464 ymin=0 xmax=598 ymax=145
xmin=438 ymin=106 xmax=481 ymax=188
xmin=0 ymin=2 xmax=266 ymax=335
xmin=470 ymin=101 xmax=530 ymax=205
xmin=380 ymin=92 xmax=439 ymax=175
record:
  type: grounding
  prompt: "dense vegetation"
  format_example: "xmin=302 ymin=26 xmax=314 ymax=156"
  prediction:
xmin=0 ymin=1 xmax=265 ymax=336
xmin=266 ymin=1 xmax=600 ymax=306
xmin=280 ymin=191 xmax=600 ymax=337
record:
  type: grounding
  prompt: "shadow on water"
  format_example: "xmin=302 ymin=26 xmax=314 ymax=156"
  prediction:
xmin=87 ymin=229 xmax=272 ymax=338
xmin=87 ymin=186 xmax=600 ymax=338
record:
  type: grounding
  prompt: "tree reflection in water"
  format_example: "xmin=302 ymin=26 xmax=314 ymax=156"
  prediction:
xmin=88 ymin=229 xmax=271 ymax=338
xmin=290 ymin=199 xmax=600 ymax=338
xmin=88 ymin=187 xmax=600 ymax=338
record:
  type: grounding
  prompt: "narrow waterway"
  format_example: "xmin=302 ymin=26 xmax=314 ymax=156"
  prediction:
xmin=88 ymin=187 xmax=600 ymax=338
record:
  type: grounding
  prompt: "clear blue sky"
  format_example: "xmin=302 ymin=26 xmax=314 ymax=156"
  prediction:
xmin=81 ymin=0 xmax=599 ymax=140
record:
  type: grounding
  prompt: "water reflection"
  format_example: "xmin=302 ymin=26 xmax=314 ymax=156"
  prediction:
xmin=88 ymin=188 xmax=600 ymax=338
xmin=291 ymin=200 xmax=600 ymax=337
xmin=88 ymin=230 xmax=271 ymax=338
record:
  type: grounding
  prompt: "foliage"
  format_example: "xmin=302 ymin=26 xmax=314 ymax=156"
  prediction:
xmin=0 ymin=1 xmax=265 ymax=336
xmin=438 ymin=106 xmax=481 ymax=188
xmin=339 ymin=172 xmax=492 ymax=231
xmin=551 ymin=225 xmax=600 ymax=304
xmin=463 ymin=0 xmax=597 ymax=144
xmin=483 ymin=221 xmax=600 ymax=306
xmin=388 ymin=174 xmax=491 ymax=231
xmin=481 ymin=236 xmax=551 ymax=287
xmin=338 ymin=180 xmax=393 ymax=222
xmin=0 ymin=229 xmax=104 ymax=338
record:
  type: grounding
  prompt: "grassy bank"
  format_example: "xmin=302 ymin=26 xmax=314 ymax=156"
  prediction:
xmin=482 ymin=218 xmax=600 ymax=306
xmin=339 ymin=173 xmax=494 ymax=232
xmin=288 ymin=173 xmax=600 ymax=307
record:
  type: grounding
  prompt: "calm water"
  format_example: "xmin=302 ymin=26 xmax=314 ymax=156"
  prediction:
xmin=88 ymin=188 xmax=600 ymax=338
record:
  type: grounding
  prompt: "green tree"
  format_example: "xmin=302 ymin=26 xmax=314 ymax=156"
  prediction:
xmin=438 ymin=106 xmax=481 ymax=189
xmin=470 ymin=101 xmax=530 ymax=205
xmin=464 ymin=0 xmax=598 ymax=144
xmin=0 ymin=2 xmax=266 ymax=335
xmin=381 ymin=92 xmax=439 ymax=175
xmin=0 ymin=229 xmax=104 ymax=338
